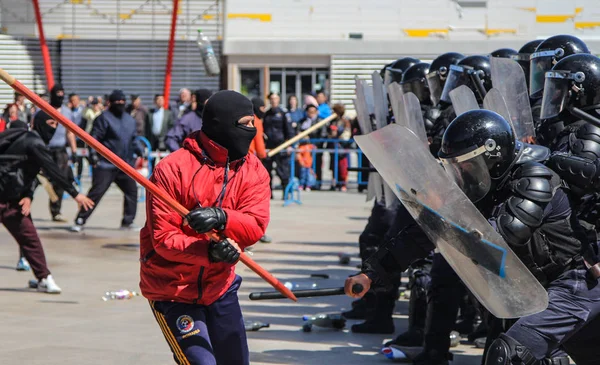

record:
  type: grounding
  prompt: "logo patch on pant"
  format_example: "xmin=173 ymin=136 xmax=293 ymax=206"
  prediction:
xmin=176 ymin=315 xmax=194 ymax=334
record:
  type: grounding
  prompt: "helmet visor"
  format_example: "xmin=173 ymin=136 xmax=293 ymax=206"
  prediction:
xmin=540 ymin=71 xmax=573 ymax=120
xmin=440 ymin=145 xmax=492 ymax=202
xmin=529 ymin=51 xmax=555 ymax=99
xmin=426 ymin=71 xmax=444 ymax=105
xmin=440 ymin=65 xmax=471 ymax=104
xmin=401 ymin=79 xmax=430 ymax=104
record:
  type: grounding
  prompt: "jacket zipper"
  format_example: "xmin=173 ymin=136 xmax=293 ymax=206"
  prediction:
xmin=194 ymin=266 xmax=205 ymax=304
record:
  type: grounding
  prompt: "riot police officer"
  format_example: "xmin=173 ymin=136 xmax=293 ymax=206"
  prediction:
xmin=385 ymin=57 xmax=421 ymax=85
xmin=439 ymin=110 xmax=600 ymax=365
xmin=440 ymin=55 xmax=493 ymax=104
xmin=529 ymin=34 xmax=590 ymax=100
xmin=262 ymin=92 xmax=295 ymax=197
xmin=490 ymin=48 xmax=518 ymax=59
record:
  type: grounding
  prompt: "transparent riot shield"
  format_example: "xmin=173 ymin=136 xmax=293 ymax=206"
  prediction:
xmin=449 ymin=85 xmax=480 ymax=115
xmin=490 ymin=57 xmax=536 ymax=141
xmin=355 ymin=77 xmax=383 ymax=202
xmin=372 ymin=71 xmax=389 ymax=130
xmin=402 ymin=92 xmax=428 ymax=146
xmin=387 ymin=83 xmax=404 ymax=126
xmin=483 ymin=88 xmax=515 ymax=134
xmin=354 ymin=125 xmax=548 ymax=319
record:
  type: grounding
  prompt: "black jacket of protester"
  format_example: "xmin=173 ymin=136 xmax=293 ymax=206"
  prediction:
xmin=89 ymin=110 xmax=144 ymax=169
xmin=263 ymin=106 xmax=295 ymax=149
xmin=0 ymin=128 xmax=79 ymax=203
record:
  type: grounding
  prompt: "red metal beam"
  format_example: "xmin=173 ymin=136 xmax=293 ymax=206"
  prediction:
xmin=163 ymin=0 xmax=179 ymax=109
xmin=32 ymin=0 xmax=55 ymax=90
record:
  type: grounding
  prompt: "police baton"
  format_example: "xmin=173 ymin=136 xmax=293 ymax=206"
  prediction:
xmin=0 ymin=68 xmax=297 ymax=302
xmin=250 ymin=284 xmax=363 ymax=300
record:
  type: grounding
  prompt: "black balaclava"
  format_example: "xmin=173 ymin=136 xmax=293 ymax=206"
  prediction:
xmin=49 ymin=84 xmax=65 ymax=108
xmin=201 ymin=90 xmax=256 ymax=161
xmin=32 ymin=110 xmax=57 ymax=144
xmin=194 ymin=89 xmax=213 ymax=118
xmin=251 ymin=97 xmax=265 ymax=119
xmin=108 ymin=89 xmax=126 ymax=118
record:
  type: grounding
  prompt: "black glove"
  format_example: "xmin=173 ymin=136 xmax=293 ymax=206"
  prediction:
xmin=185 ymin=207 xmax=227 ymax=234
xmin=89 ymin=152 xmax=99 ymax=167
xmin=208 ymin=239 xmax=240 ymax=264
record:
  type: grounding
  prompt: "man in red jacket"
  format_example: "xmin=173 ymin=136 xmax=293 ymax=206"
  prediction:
xmin=139 ymin=90 xmax=270 ymax=365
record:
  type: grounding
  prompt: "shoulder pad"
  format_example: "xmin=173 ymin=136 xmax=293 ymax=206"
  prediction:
xmin=569 ymin=122 xmax=600 ymax=160
xmin=515 ymin=142 xmax=550 ymax=164
xmin=497 ymin=212 xmax=532 ymax=246
xmin=510 ymin=162 xmax=560 ymax=203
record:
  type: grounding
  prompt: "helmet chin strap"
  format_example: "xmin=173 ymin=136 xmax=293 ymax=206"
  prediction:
xmin=493 ymin=141 xmax=523 ymax=191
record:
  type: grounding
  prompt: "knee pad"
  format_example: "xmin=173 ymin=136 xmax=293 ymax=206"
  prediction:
xmin=486 ymin=334 xmax=537 ymax=365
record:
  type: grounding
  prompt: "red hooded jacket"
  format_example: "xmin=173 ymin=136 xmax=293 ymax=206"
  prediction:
xmin=139 ymin=131 xmax=270 ymax=305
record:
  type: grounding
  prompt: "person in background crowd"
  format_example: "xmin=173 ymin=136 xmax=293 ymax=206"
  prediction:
xmin=70 ymin=90 xmax=145 ymax=233
xmin=127 ymin=94 xmax=148 ymax=136
xmin=287 ymin=95 xmax=305 ymax=130
xmin=172 ymin=88 xmax=192 ymax=121
xmin=250 ymin=97 xmax=272 ymax=244
xmin=299 ymin=104 xmax=326 ymax=190
xmin=329 ymin=104 xmax=351 ymax=192
xmin=65 ymin=93 xmax=83 ymax=128
xmin=297 ymin=138 xmax=317 ymax=191
xmin=249 ymin=97 xmax=267 ymax=160
xmin=6 ymin=92 xmax=30 ymax=124
xmin=263 ymin=92 xmax=295 ymax=199
xmin=76 ymin=97 xmax=103 ymax=179
xmin=44 ymin=85 xmax=78 ymax=223
xmin=0 ymin=104 xmax=22 ymax=132
xmin=316 ymin=91 xmax=332 ymax=119
xmin=165 ymin=89 xmax=212 ymax=152
xmin=145 ymin=94 xmax=173 ymax=152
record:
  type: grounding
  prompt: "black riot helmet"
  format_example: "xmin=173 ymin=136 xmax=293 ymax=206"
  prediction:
xmin=385 ymin=57 xmax=421 ymax=84
xmin=400 ymin=62 xmax=431 ymax=105
xmin=529 ymin=35 xmax=590 ymax=99
xmin=427 ymin=52 xmax=465 ymax=105
xmin=511 ymin=39 xmax=544 ymax=89
xmin=438 ymin=109 xmax=517 ymax=202
xmin=490 ymin=48 xmax=518 ymax=59
xmin=440 ymin=55 xmax=492 ymax=104
xmin=540 ymin=54 xmax=600 ymax=125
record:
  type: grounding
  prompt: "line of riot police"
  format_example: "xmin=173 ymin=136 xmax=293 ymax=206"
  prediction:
xmin=343 ymin=34 xmax=600 ymax=365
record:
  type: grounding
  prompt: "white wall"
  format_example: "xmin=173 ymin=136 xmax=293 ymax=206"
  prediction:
xmin=224 ymin=0 xmax=600 ymax=47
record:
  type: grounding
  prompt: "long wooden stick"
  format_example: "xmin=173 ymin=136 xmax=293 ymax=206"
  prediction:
xmin=0 ymin=68 xmax=297 ymax=302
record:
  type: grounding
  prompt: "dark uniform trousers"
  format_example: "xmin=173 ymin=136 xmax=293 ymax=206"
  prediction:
xmin=74 ymin=167 xmax=137 ymax=226
xmin=48 ymin=147 xmax=73 ymax=218
xmin=149 ymin=276 xmax=248 ymax=365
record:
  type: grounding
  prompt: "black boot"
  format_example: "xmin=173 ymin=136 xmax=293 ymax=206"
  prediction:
xmin=351 ymin=290 xmax=395 ymax=334
xmin=342 ymin=296 xmax=368 ymax=320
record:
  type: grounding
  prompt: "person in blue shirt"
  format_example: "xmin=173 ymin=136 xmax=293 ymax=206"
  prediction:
xmin=316 ymin=91 xmax=332 ymax=119
xmin=287 ymin=95 xmax=305 ymax=130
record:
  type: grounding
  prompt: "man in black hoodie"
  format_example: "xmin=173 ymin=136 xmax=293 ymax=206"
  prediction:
xmin=0 ymin=111 xmax=94 ymax=293
xmin=70 ymin=90 xmax=145 ymax=232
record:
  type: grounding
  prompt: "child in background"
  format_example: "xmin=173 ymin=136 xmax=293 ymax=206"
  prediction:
xmin=297 ymin=138 xmax=316 ymax=191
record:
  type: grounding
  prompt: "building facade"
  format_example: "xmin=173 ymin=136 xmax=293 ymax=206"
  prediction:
xmin=1 ymin=0 xmax=600 ymax=109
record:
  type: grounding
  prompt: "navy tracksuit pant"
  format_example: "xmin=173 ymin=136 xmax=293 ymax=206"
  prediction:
xmin=150 ymin=275 xmax=248 ymax=365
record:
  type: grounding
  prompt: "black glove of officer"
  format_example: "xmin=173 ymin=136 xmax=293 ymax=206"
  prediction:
xmin=185 ymin=207 xmax=227 ymax=233
xmin=208 ymin=239 xmax=240 ymax=264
